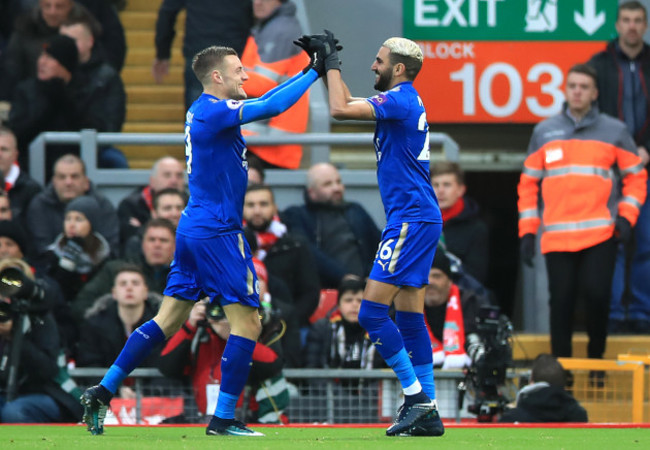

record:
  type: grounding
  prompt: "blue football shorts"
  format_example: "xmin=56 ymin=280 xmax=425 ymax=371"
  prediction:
xmin=164 ymin=231 xmax=260 ymax=308
xmin=369 ymin=221 xmax=442 ymax=288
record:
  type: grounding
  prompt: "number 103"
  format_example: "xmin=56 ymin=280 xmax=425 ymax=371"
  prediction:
xmin=450 ymin=62 xmax=564 ymax=119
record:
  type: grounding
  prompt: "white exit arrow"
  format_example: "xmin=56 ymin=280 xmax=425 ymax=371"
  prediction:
xmin=574 ymin=0 xmax=606 ymax=36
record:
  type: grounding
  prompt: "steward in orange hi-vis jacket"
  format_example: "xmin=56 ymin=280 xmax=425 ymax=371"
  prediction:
xmin=241 ymin=1 xmax=309 ymax=169
xmin=518 ymin=104 xmax=647 ymax=254
xmin=517 ymin=64 xmax=647 ymax=361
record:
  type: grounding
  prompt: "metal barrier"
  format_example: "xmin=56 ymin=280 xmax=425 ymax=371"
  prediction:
xmin=70 ymin=367 xmax=520 ymax=425
xmin=28 ymin=129 xmax=461 ymax=187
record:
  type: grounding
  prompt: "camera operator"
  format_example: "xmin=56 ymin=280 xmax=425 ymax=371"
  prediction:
xmin=0 ymin=257 xmax=82 ymax=423
xmin=424 ymin=248 xmax=492 ymax=369
xmin=499 ymin=354 xmax=587 ymax=423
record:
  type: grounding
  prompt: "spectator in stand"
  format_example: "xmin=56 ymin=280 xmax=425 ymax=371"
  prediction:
xmin=6 ymin=34 xmax=80 ymax=172
xmin=158 ymin=299 xmax=286 ymax=424
xmin=152 ymin=0 xmax=252 ymax=109
xmin=42 ymin=195 xmax=111 ymax=301
xmin=76 ymin=264 xmax=163 ymax=370
xmin=499 ymin=354 xmax=587 ymax=423
xmin=243 ymin=184 xmax=320 ymax=367
xmin=25 ymin=154 xmax=119 ymax=257
xmin=240 ymin=0 xmax=309 ymax=169
xmin=306 ymin=277 xmax=384 ymax=370
xmin=118 ymin=156 xmax=186 ymax=246
xmin=304 ymin=277 xmax=385 ymax=423
xmin=283 ymin=162 xmax=382 ymax=288
xmin=0 ymin=256 xmax=83 ymax=423
xmin=0 ymin=192 xmax=12 ymax=221
xmin=247 ymin=155 xmax=266 ymax=185
xmin=71 ymin=218 xmax=176 ymax=324
xmin=0 ymin=0 xmax=126 ymax=101
xmin=60 ymin=13 xmax=128 ymax=168
xmin=0 ymin=126 xmax=42 ymax=224
xmin=517 ymin=64 xmax=647 ymax=362
xmin=122 ymin=188 xmax=187 ymax=258
xmin=587 ymin=1 xmax=650 ymax=334
xmin=430 ymin=161 xmax=489 ymax=284
xmin=423 ymin=248 xmax=490 ymax=369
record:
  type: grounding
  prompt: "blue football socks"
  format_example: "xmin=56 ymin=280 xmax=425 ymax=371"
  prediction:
xmin=358 ymin=300 xmax=421 ymax=394
xmin=215 ymin=334 xmax=256 ymax=419
xmin=396 ymin=310 xmax=436 ymax=400
xmin=101 ymin=320 xmax=166 ymax=394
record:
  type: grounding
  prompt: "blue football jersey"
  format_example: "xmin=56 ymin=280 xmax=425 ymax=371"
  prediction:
xmin=177 ymin=94 xmax=249 ymax=238
xmin=366 ymin=81 xmax=441 ymax=226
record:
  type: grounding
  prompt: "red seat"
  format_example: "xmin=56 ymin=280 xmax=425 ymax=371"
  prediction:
xmin=309 ymin=289 xmax=338 ymax=323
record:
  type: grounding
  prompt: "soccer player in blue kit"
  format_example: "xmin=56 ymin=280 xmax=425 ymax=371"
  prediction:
xmin=79 ymin=45 xmax=324 ymax=437
xmin=321 ymin=33 xmax=445 ymax=437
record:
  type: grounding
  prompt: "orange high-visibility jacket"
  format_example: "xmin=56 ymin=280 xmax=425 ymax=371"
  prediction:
xmin=517 ymin=105 xmax=647 ymax=254
xmin=240 ymin=11 xmax=309 ymax=169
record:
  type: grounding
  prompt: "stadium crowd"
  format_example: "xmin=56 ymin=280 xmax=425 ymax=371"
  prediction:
xmin=0 ymin=0 xmax=646 ymax=429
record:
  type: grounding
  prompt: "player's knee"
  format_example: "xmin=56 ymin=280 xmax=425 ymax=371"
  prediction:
xmin=358 ymin=301 xmax=388 ymax=332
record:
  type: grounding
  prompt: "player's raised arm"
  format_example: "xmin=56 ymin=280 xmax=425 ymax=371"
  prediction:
xmin=326 ymin=69 xmax=375 ymax=121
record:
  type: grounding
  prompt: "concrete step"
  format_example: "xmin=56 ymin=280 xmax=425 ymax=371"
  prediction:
xmin=126 ymin=30 xmax=183 ymax=52
xmin=120 ymin=10 xmax=185 ymax=32
xmin=122 ymin=65 xmax=183 ymax=85
xmin=125 ymin=47 xmax=183 ymax=67
xmin=126 ymin=104 xmax=185 ymax=122
xmin=126 ymin=85 xmax=184 ymax=104
xmin=126 ymin=0 xmax=163 ymax=12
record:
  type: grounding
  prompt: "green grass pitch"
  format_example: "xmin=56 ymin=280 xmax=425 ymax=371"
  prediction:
xmin=0 ymin=425 xmax=648 ymax=449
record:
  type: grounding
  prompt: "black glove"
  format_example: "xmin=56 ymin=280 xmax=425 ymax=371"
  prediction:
xmin=614 ymin=216 xmax=632 ymax=243
xmin=294 ymin=30 xmax=342 ymax=76
xmin=59 ymin=238 xmax=92 ymax=273
xmin=294 ymin=35 xmax=325 ymax=75
xmin=321 ymin=29 xmax=342 ymax=73
xmin=519 ymin=233 xmax=536 ymax=267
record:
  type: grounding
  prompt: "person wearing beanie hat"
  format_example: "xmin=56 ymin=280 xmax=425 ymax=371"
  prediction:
xmin=423 ymin=247 xmax=492 ymax=370
xmin=431 ymin=249 xmax=453 ymax=279
xmin=65 ymin=195 xmax=101 ymax=233
xmin=0 ymin=219 xmax=30 ymax=259
xmin=44 ymin=195 xmax=111 ymax=304
xmin=42 ymin=34 xmax=79 ymax=76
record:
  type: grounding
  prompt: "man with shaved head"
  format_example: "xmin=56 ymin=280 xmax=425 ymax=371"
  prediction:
xmin=283 ymin=162 xmax=381 ymax=288
xmin=117 ymin=156 xmax=186 ymax=246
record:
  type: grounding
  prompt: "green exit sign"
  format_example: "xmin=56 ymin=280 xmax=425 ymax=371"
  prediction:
xmin=404 ymin=0 xmax=618 ymax=41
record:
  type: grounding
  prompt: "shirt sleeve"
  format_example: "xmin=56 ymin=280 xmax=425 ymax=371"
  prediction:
xmin=367 ymin=90 xmax=408 ymax=121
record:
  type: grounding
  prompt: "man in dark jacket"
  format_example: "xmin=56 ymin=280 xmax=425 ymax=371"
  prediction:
xmin=76 ymin=265 xmax=163 ymax=369
xmin=0 ymin=126 xmax=42 ymax=225
xmin=152 ymin=0 xmax=253 ymax=109
xmin=243 ymin=184 xmax=320 ymax=367
xmin=587 ymin=1 xmax=650 ymax=334
xmin=282 ymin=163 xmax=382 ymax=289
xmin=430 ymin=161 xmax=489 ymax=284
xmin=25 ymin=154 xmax=119 ymax=257
xmin=117 ymin=156 xmax=186 ymax=247
xmin=0 ymin=0 xmax=125 ymax=100
xmin=499 ymin=353 xmax=587 ymax=423
xmin=60 ymin=13 xmax=127 ymax=168
xmin=7 ymin=33 xmax=81 ymax=172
